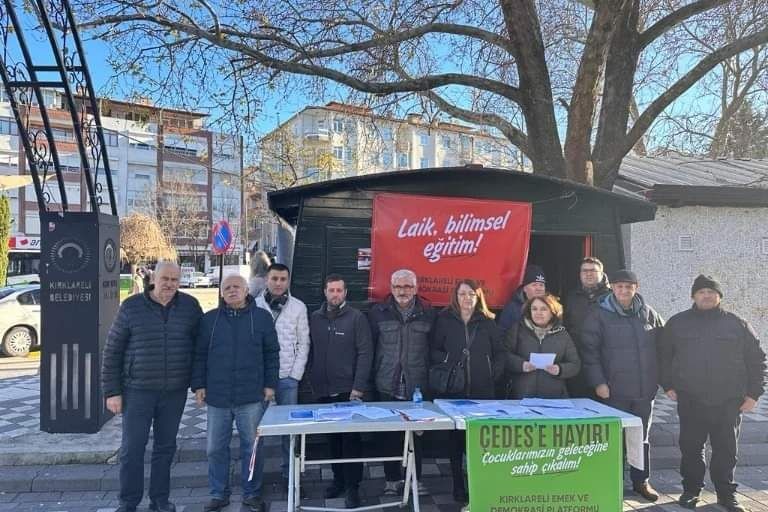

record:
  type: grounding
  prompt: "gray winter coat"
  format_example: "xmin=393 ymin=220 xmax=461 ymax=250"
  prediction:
xmin=368 ymin=296 xmax=436 ymax=399
xmin=505 ymin=319 xmax=581 ymax=399
xmin=580 ymin=293 xmax=664 ymax=401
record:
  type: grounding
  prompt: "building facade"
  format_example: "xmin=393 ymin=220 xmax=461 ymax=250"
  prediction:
xmin=0 ymin=90 xmax=244 ymax=271
xmin=259 ymin=102 xmax=522 ymax=184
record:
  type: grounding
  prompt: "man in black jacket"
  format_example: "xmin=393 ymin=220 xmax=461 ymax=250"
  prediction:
xmin=661 ymin=275 xmax=766 ymax=511
xmin=309 ymin=274 xmax=373 ymax=509
xmin=581 ymin=269 xmax=664 ymax=502
xmin=102 ymin=262 xmax=203 ymax=512
xmin=564 ymin=257 xmax=611 ymax=398
xmin=368 ymin=269 xmax=435 ymax=496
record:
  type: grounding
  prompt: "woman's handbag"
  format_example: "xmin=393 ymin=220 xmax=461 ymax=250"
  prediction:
xmin=428 ymin=325 xmax=477 ymax=394
xmin=428 ymin=355 xmax=466 ymax=395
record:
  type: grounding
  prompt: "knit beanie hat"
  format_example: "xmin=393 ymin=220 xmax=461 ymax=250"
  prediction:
xmin=691 ymin=274 xmax=723 ymax=298
xmin=522 ymin=265 xmax=546 ymax=287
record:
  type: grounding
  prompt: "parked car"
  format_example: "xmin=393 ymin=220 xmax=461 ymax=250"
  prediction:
xmin=193 ymin=272 xmax=212 ymax=288
xmin=0 ymin=285 xmax=41 ymax=357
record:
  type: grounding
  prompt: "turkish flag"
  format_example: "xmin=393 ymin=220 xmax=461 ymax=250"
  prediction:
xmin=369 ymin=193 xmax=532 ymax=307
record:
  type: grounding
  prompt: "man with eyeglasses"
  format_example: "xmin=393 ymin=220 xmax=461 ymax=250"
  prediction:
xmin=368 ymin=269 xmax=436 ymax=497
xmin=564 ymin=257 xmax=611 ymax=398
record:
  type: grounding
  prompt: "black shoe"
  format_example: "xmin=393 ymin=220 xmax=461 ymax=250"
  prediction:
xmin=243 ymin=495 xmax=265 ymax=512
xmin=717 ymin=495 xmax=747 ymax=512
xmin=678 ymin=492 xmax=700 ymax=509
xmin=148 ymin=502 xmax=176 ymax=512
xmin=632 ymin=481 xmax=660 ymax=502
xmin=325 ymin=481 xmax=345 ymax=499
xmin=345 ymin=488 xmax=361 ymax=508
xmin=203 ymin=497 xmax=230 ymax=512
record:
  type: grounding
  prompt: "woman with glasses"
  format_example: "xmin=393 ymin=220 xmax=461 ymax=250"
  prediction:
xmin=430 ymin=279 xmax=506 ymax=506
xmin=505 ymin=293 xmax=581 ymax=399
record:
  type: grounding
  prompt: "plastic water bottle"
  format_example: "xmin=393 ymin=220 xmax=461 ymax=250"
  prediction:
xmin=412 ymin=386 xmax=423 ymax=408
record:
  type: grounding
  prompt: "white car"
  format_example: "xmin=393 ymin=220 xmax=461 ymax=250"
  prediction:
xmin=0 ymin=285 xmax=41 ymax=357
xmin=193 ymin=272 xmax=212 ymax=288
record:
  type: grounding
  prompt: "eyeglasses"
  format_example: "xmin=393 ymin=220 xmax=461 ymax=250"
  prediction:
xmin=392 ymin=285 xmax=415 ymax=291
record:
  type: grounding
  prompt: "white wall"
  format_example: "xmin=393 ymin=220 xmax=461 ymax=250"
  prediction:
xmin=629 ymin=205 xmax=768 ymax=351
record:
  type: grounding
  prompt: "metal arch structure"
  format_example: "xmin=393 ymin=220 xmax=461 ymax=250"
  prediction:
xmin=1 ymin=0 xmax=120 ymax=432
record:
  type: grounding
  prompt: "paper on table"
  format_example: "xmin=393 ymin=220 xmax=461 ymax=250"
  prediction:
xmin=395 ymin=408 xmax=438 ymax=421
xmin=316 ymin=408 xmax=354 ymax=421
xmin=355 ymin=406 xmax=398 ymax=419
xmin=527 ymin=407 xmax=597 ymax=419
xmin=529 ymin=352 xmax=556 ymax=368
xmin=519 ymin=398 xmax=575 ymax=409
xmin=495 ymin=405 xmax=535 ymax=417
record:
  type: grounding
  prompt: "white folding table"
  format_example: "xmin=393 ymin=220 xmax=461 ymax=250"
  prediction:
xmin=434 ymin=398 xmax=645 ymax=470
xmin=256 ymin=401 xmax=456 ymax=512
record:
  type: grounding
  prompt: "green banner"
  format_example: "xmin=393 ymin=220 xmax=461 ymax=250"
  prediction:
xmin=466 ymin=417 xmax=622 ymax=512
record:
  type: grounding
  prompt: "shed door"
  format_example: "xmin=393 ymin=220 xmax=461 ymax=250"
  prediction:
xmin=324 ymin=226 xmax=371 ymax=306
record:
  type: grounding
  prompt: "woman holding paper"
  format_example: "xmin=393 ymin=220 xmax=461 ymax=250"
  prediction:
xmin=504 ymin=294 xmax=581 ymax=399
xmin=430 ymin=279 xmax=506 ymax=505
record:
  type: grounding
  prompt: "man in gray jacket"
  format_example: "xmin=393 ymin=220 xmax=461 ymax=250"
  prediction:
xmin=368 ymin=269 xmax=435 ymax=496
xmin=581 ymin=269 xmax=664 ymax=503
xmin=309 ymin=274 xmax=373 ymax=508
xmin=102 ymin=262 xmax=203 ymax=512
xmin=661 ymin=275 xmax=766 ymax=511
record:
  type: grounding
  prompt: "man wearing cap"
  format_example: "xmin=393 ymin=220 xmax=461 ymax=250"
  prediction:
xmin=498 ymin=264 xmax=547 ymax=331
xmin=660 ymin=275 xmax=766 ymax=511
xmin=581 ymin=269 xmax=664 ymax=502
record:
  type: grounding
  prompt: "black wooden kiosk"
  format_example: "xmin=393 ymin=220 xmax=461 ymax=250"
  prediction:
xmin=268 ymin=166 xmax=656 ymax=312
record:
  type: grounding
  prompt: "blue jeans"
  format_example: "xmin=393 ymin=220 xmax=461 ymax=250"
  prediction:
xmin=276 ymin=377 xmax=299 ymax=478
xmin=119 ymin=388 xmax=187 ymax=508
xmin=207 ymin=401 xmax=267 ymax=499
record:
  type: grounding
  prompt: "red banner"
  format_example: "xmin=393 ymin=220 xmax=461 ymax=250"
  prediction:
xmin=369 ymin=193 xmax=532 ymax=307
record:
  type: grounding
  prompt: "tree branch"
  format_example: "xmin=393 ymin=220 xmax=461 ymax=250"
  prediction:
xmin=638 ymin=0 xmax=731 ymax=50
xmin=81 ymin=14 xmax=523 ymax=103
xmin=619 ymin=26 xmax=768 ymax=164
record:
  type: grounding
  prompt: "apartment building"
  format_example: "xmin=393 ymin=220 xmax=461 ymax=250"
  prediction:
xmin=0 ymin=90 xmax=244 ymax=270
xmin=259 ymin=102 xmax=522 ymax=183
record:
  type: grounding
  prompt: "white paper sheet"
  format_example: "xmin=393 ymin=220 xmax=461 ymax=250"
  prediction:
xmin=519 ymin=398 xmax=575 ymax=409
xmin=395 ymin=408 xmax=439 ymax=421
xmin=527 ymin=407 xmax=597 ymax=419
xmin=529 ymin=352 xmax=556 ymax=368
xmin=354 ymin=406 xmax=399 ymax=420
xmin=315 ymin=408 xmax=354 ymax=421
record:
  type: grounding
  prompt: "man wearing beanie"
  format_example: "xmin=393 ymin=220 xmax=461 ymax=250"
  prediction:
xmin=581 ymin=269 xmax=664 ymax=502
xmin=498 ymin=264 xmax=547 ymax=331
xmin=660 ymin=275 xmax=766 ymax=511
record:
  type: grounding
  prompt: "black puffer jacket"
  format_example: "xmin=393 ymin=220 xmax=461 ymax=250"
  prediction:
xmin=430 ymin=308 xmax=506 ymax=399
xmin=369 ymin=296 xmax=436 ymax=399
xmin=505 ymin=319 xmax=581 ymax=399
xmin=581 ymin=293 xmax=664 ymax=401
xmin=102 ymin=290 xmax=203 ymax=398
xmin=309 ymin=303 xmax=373 ymax=398
xmin=660 ymin=306 xmax=766 ymax=405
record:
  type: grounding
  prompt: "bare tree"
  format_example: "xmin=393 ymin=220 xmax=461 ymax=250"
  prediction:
xmin=73 ymin=0 xmax=768 ymax=188
xmin=119 ymin=212 xmax=177 ymax=273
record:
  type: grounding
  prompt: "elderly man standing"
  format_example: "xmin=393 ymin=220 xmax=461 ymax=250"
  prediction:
xmin=254 ymin=263 xmax=310 ymax=488
xmin=581 ymin=269 xmax=664 ymax=502
xmin=368 ymin=269 xmax=435 ymax=496
xmin=661 ymin=275 xmax=766 ymax=511
xmin=310 ymin=274 xmax=373 ymax=508
xmin=192 ymin=274 xmax=280 ymax=512
xmin=102 ymin=262 xmax=203 ymax=512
